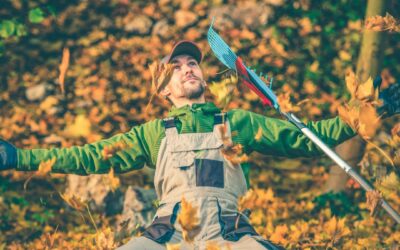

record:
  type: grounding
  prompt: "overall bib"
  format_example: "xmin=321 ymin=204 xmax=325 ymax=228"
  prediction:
xmin=118 ymin=114 xmax=282 ymax=250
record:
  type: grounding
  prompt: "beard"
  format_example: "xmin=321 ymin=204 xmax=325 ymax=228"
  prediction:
xmin=181 ymin=79 xmax=205 ymax=99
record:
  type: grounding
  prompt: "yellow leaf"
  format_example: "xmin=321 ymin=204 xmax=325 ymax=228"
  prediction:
xmin=108 ymin=168 xmax=120 ymax=192
xmin=166 ymin=243 xmax=181 ymax=250
xmin=277 ymin=90 xmax=300 ymax=113
xmin=59 ymin=193 xmax=86 ymax=211
xmin=254 ymin=127 xmax=263 ymax=141
xmin=324 ymin=217 xmax=351 ymax=243
xmin=269 ymin=224 xmax=289 ymax=245
xmin=345 ymin=70 xmax=358 ymax=99
xmin=40 ymin=96 xmax=59 ymax=111
xmin=339 ymin=50 xmax=352 ymax=61
xmin=177 ymin=197 xmax=200 ymax=242
xmin=355 ymin=77 xmax=377 ymax=101
xmin=206 ymin=241 xmax=221 ymax=250
xmin=209 ymin=74 xmax=238 ymax=108
xmin=64 ymin=114 xmax=91 ymax=138
xmin=38 ymin=158 xmax=56 ymax=176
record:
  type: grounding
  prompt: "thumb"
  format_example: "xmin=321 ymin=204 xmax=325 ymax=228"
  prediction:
xmin=373 ymin=76 xmax=382 ymax=90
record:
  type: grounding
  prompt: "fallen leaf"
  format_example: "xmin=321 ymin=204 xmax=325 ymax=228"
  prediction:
xmin=59 ymin=193 xmax=87 ymax=211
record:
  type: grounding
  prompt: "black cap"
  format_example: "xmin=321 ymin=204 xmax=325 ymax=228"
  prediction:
xmin=162 ymin=40 xmax=202 ymax=64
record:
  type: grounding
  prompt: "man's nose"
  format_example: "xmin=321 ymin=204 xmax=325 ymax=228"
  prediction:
xmin=182 ymin=64 xmax=194 ymax=75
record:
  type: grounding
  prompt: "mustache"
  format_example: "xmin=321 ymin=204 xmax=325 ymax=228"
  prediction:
xmin=182 ymin=75 xmax=201 ymax=82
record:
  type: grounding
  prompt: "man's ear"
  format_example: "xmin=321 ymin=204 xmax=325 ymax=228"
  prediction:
xmin=159 ymin=86 xmax=171 ymax=99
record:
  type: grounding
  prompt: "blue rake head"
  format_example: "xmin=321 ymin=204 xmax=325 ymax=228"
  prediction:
xmin=207 ymin=19 xmax=280 ymax=110
xmin=207 ymin=19 xmax=238 ymax=70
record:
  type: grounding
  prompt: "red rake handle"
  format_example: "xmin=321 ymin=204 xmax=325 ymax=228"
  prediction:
xmin=235 ymin=57 xmax=272 ymax=107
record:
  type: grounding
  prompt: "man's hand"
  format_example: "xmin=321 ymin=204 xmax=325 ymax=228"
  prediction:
xmin=374 ymin=76 xmax=400 ymax=118
xmin=0 ymin=139 xmax=17 ymax=170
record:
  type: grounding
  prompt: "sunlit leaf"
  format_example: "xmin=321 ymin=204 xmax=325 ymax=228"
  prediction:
xmin=177 ymin=197 xmax=200 ymax=242
xmin=58 ymin=48 xmax=70 ymax=94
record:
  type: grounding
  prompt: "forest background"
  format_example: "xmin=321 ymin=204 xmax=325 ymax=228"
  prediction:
xmin=0 ymin=0 xmax=400 ymax=249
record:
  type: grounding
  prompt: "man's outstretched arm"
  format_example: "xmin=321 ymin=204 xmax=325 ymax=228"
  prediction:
xmin=1 ymin=119 xmax=161 ymax=175
xmin=229 ymin=109 xmax=357 ymax=158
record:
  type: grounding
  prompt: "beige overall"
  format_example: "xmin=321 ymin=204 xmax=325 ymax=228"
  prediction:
xmin=117 ymin=114 xmax=282 ymax=250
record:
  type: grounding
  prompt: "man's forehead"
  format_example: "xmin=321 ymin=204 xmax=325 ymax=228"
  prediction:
xmin=170 ymin=54 xmax=196 ymax=64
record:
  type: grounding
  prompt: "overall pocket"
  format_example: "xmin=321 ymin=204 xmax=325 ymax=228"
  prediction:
xmin=220 ymin=211 xmax=258 ymax=242
xmin=142 ymin=203 xmax=179 ymax=244
xmin=195 ymin=158 xmax=224 ymax=188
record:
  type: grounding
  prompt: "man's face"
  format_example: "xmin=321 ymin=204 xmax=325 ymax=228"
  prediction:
xmin=161 ymin=54 xmax=206 ymax=101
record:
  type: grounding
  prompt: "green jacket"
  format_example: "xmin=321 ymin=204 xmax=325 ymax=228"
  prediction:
xmin=16 ymin=102 xmax=356 ymax=185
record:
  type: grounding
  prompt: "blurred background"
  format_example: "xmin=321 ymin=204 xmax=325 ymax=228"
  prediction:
xmin=0 ymin=0 xmax=399 ymax=249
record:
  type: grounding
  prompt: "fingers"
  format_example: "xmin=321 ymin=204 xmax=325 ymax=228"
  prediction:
xmin=373 ymin=76 xmax=382 ymax=90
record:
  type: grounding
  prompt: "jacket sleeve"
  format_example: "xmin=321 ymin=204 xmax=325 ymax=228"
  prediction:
xmin=16 ymin=119 xmax=161 ymax=175
xmin=228 ymin=109 xmax=357 ymax=158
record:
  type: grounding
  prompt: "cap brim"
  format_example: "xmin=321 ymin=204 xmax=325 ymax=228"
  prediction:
xmin=166 ymin=41 xmax=202 ymax=64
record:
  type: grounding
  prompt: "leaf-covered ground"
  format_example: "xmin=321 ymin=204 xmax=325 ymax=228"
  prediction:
xmin=1 ymin=0 xmax=400 ymax=249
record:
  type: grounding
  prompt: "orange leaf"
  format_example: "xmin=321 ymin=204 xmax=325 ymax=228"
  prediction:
xmin=58 ymin=48 xmax=70 ymax=94
xmin=277 ymin=91 xmax=300 ymax=113
xmin=177 ymin=197 xmax=200 ymax=242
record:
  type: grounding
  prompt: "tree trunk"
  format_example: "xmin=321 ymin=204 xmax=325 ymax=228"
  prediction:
xmin=324 ymin=0 xmax=387 ymax=193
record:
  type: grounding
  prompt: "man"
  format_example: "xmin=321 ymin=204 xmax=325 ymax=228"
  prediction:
xmin=1 ymin=40 xmax=399 ymax=249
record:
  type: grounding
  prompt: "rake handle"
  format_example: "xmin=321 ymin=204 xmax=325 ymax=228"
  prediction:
xmin=283 ymin=112 xmax=400 ymax=224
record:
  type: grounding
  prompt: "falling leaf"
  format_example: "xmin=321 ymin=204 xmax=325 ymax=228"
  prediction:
xmin=38 ymin=158 xmax=56 ymax=175
xmin=209 ymin=74 xmax=238 ymax=108
xmin=254 ymin=127 xmax=263 ymax=141
xmin=355 ymin=77 xmax=377 ymax=101
xmin=345 ymin=70 xmax=358 ymax=99
xmin=177 ymin=197 xmax=200 ymax=242
xmin=24 ymin=158 xmax=56 ymax=190
xmin=366 ymin=190 xmax=382 ymax=216
xmin=58 ymin=48 xmax=70 ymax=94
xmin=206 ymin=241 xmax=221 ymax=250
xmin=277 ymin=91 xmax=300 ymax=113
xmin=166 ymin=243 xmax=181 ymax=250
xmin=107 ymin=168 xmax=120 ymax=192
xmin=102 ymin=141 xmax=128 ymax=160
xmin=63 ymin=115 xmax=91 ymax=138
xmin=146 ymin=60 xmax=174 ymax=111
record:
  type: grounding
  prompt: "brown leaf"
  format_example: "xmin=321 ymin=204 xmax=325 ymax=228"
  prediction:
xmin=366 ymin=190 xmax=382 ymax=216
xmin=365 ymin=13 xmax=400 ymax=33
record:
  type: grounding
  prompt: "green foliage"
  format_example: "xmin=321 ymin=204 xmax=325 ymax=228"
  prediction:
xmin=28 ymin=7 xmax=45 ymax=24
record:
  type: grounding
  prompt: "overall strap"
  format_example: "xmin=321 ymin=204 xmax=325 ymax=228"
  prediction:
xmin=163 ymin=117 xmax=179 ymax=138
xmin=213 ymin=112 xmax=226 ymax=126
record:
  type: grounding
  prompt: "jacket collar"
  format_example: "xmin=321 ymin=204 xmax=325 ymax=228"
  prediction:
xmin=168 ymin=102 xmax=221 ymax=117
